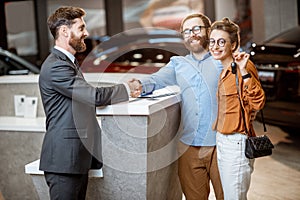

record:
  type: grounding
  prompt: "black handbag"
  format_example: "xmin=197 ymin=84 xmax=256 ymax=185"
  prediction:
xmin=245 ymin=132 xmax=274 ymax=159
xmin=232 ymin=63 xmax=274 ymax=159
xmin=244 ymin=108 xmax=274 ymax=159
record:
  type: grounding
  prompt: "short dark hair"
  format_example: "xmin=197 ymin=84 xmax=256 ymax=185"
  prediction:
xmin=210 ymin=17 xmax=240 ymax=52
xmin=47 ymin=6 xmax=86 ymax=39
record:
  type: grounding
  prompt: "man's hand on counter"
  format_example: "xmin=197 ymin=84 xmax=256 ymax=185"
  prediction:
xmin=127 ymin=78 xmax=142 ymax=98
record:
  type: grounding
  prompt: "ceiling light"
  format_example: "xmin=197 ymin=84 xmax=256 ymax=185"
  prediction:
xmin=156 ymin=54 xmax=164 ymax=60
xmin=133 ymin=53 xmax=142 ymax=59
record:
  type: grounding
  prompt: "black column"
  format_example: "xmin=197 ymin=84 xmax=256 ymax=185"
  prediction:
xmin=297 ymin=0 xmax=300 ymax=25
xmin=0 ymin=1 xmax=8 ymax=49
xmin=33 ymin=0 xmax=49 ymax=64
xmin=104 ymin=0 xmax=123 ymax=36
xmin=204 ymin=0 xmax=215 ymax=22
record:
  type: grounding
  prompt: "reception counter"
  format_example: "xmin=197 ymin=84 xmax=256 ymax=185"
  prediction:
xmin=0 ymin=74 xmax=183 ymax=200
xmin=93 ymin=86 xmax=182 ymax=199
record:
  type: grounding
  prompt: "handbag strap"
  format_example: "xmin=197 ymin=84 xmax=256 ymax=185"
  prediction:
xmin=260 ymin=107 xmax=267 ymax=132
xmin=233 ymin=66 xmax=250 ymax=136
xmin=232 ymin=62 xmax=267 ymax=137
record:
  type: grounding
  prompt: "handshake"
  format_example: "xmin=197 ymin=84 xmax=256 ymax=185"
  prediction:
xmin=127 ymin=78 xmax=142 ymax=98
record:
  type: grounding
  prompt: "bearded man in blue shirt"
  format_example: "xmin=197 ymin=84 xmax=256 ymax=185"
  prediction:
xmin=129 ymin=13 xmax=224 ymax=199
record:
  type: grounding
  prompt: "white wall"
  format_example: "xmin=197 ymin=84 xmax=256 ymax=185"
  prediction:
xmin=214 ymin=0 xmax=237 ymax=20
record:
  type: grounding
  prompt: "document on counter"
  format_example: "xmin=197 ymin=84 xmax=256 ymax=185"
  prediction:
xmin=129 ymin=86 xmax=180 ymax=102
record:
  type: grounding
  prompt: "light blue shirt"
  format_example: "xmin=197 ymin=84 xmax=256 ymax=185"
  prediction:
xmin=141 ymin=52 xmax=223 ymax=146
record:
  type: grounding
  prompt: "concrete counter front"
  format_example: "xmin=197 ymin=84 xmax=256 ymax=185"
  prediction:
xmin=94 ymin=87 xmax=182 ymax=200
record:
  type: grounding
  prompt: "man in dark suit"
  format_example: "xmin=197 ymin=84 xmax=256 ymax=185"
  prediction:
xmin=39 ymin=6 xmax=135 ymax=199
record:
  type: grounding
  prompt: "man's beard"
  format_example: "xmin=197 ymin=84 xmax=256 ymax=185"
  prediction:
xmin=69 ymin=32 xmax=86 ymax=53
xmin=184 ymin=35 xmax=209 ymax=53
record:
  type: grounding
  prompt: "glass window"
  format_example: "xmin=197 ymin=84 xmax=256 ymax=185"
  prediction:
xmin=5 ymin=1 xmax=37 ymax=56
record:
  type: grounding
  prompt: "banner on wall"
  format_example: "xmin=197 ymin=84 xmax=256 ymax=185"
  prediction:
xmin=139 ymin=0 xmax=204 ymax=31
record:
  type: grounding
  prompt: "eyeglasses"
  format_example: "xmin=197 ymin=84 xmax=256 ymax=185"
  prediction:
xmin=181 ymin=25 xmax=207 ymax=38
xmin=209 ymin=38 xmax=227 ymax=47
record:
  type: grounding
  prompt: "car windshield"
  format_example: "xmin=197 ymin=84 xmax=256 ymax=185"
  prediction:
xmin=0 ymin=48 xmax=40 ymax=76
xmin=0 ymin=54 xmax=30 ymax=75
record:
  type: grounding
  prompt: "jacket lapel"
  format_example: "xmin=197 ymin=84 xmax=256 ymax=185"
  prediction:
xmin=51 ymin=48 xmax=85 ymax=79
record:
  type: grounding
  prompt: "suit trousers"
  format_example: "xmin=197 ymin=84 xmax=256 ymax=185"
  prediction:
xmin=44 ymin=172 xmax=88 ymax=200
xmin=178 ymin=142 xmax=224 ymax=200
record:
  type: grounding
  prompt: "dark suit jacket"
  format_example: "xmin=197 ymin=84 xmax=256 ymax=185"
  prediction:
xmin=38 ymin=48 xmax=129 ymax=174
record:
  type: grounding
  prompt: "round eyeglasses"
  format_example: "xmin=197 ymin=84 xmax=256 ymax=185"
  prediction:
xmin=181 ymin=25 xmax=207 ymax=38
xmin=209 ymin=38 xmax=227 ymax=47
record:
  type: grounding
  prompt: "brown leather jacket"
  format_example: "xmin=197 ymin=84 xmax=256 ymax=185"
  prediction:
xmin=213 ymin=60 xmax=265 ymax=136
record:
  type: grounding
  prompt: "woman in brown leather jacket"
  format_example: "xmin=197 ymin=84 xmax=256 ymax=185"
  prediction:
xmin=209 ymin=17 xmax=265 ymax=200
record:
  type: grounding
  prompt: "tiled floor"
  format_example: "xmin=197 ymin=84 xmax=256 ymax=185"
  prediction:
xmin=183 ymin=121 xmax=300 ymax=200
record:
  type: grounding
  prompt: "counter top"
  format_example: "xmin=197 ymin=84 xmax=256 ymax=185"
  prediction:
xmin=96 ymin=86 xmax=181 ymax=116
xmin=0 ymin=89 xmax=181 ymax=131
xmin=0 ymin=116 xmax=46 ymax=132
xmin=25 ymin=159 xmax=103 ymax=177
xmin=0 ymin=75 xmax=39 ymax=84
xmin=0 ymin=74 xmax=181 ymax=129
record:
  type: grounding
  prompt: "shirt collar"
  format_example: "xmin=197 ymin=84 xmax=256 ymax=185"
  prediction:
xmin=189 ymin=51 xmax=211 ymax=61
xmin=54 ymin=46 xmax=76 ymax=63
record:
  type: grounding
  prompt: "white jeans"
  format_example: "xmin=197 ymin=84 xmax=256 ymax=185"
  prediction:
xmin=216 ymin=132 xmax=254 ymax=200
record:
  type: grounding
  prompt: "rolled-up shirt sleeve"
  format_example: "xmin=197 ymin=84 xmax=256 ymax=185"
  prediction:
xmin=241 ymin=61 xmax=266 ymax=111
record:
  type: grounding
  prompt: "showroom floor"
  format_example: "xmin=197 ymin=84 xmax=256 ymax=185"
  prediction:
xmin=183 ymin=120 xmax=300 ymax=200
xmin=247 ymin=121 xmax=300 ymax=200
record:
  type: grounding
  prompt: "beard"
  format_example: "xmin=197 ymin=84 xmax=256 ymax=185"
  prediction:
xmin=184 ymin=35 xmax=209 ymax=53
xmin=69 ymin=32 xmax=87 ymax=53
